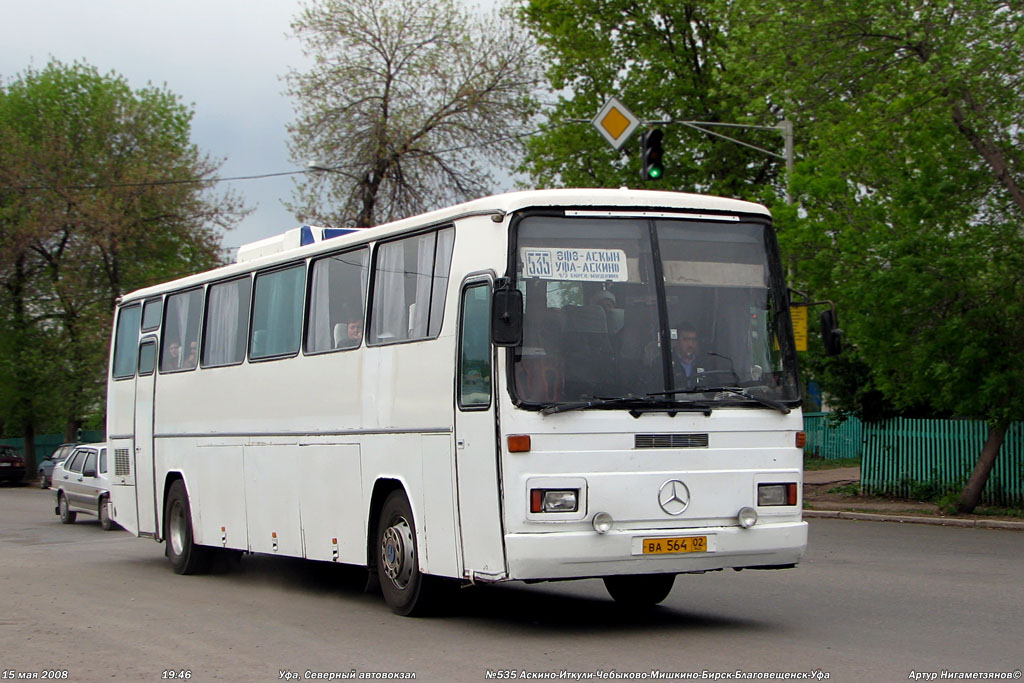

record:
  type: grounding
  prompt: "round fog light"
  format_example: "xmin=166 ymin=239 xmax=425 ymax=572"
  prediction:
xmin=592 ymin=512 xmax=614 ymax=534
xmin=738 ymin=506 xmax=758 ymax=529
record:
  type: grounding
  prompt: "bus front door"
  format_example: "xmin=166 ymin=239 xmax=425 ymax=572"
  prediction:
xmin=133 ymin=338 xmax=159 ymax=537
xmin=454 ymin=280 xmax=507 ymax=580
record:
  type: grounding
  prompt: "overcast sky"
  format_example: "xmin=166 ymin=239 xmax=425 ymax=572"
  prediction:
xmin=1 ymin=0 xmax=329 ymax=253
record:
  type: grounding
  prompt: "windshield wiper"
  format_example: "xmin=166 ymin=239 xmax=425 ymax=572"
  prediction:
xmin=649 ymin=387 xmax=791 ymax=414
xmin=539 ymin=395 xmax=712 ymax=417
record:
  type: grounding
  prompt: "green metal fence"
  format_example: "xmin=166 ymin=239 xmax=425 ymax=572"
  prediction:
xmin=804 ymin=413 xmax=1024 ymax=507
xmin=804 ymin=413 xmax=864 ymax=460
xmin=0 ymin=430 xmax=105 ymax=466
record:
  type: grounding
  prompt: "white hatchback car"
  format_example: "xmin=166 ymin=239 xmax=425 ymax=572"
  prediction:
xmin=52 ymin=443 xmax=117 ymax=530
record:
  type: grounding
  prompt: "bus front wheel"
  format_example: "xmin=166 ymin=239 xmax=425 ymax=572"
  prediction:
xmin=603 ymin=573 xmax=676 ymax=608
xmin=376 ymin=490 xmax=434 ymax=616
xmin=165 ymin=480 xmax=213 ymax=575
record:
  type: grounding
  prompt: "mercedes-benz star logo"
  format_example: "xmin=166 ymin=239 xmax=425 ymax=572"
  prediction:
xmin=658 ymin=479 xmax=691 ymax=516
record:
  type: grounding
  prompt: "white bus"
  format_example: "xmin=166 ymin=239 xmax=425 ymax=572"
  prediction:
xmin=106 ymin=188 xmax=817 ymax=615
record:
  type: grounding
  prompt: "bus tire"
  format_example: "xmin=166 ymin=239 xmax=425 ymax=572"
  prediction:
xmin=58 ymin=493 xmax=77 ymax=524
xmin=603 ymin=573 xmax=675 ymax=608
xmin=165 ymin=479 xmax=212 ymax=575
xmin=99 ymin=495 xmax=115 ymax=531
xmin=376 ymin=490 xmax=434 ymax=616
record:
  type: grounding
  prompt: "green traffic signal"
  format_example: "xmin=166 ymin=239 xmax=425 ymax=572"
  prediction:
xmin=642 ymin=128 xmax=665 ymax=181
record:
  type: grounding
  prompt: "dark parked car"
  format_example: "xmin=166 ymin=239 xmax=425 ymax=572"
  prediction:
xmin=38 ymin=443 xmax=78 ymax=488
xmin=52 ymin=443 xmax=116 ymax=530
xmin=0 ymin=445 xmax=27 ymax=484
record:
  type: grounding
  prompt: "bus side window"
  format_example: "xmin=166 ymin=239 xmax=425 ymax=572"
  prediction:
xmin=458 ymin=283 xmax=492 ymax=409
xmin=306 ymin=247 xmax=369 ymax=354
xmin=203 ymin=276 xmax=252 ymax=367
xmin=369 ymin=227 xmax=454 ymax=345
xmin=250 ymin=264 xmax=305 ymax=360
xmin=161 ymin=289 xmax=204 ymax=372
xmin=112 ymin=304 xmax=142 ymax=379
xmin=138 ymin=340 xmax=157 ymax=376
xmin=141 ymin=298 xmax=162 ymax=332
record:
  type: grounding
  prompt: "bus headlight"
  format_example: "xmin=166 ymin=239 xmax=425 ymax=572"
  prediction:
xmin=530 ymin=488 xmax=578 ymax=513
xmin=758 ymin=483 xmax=798 ymax=506
xmin=738 ymin=507 xmax=758 ymax=529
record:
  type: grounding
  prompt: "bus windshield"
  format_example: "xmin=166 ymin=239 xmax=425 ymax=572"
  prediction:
xmin=511 ymin=212 xmax=800 ymax=409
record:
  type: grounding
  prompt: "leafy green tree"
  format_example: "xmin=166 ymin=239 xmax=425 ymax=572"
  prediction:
xmin=731 ymin=0 xmax=1024 ymax=511
xmin=286 ymin=0 xmax=541 ymax=227
xmin=0 ymin=60 xmax=246 ymax=473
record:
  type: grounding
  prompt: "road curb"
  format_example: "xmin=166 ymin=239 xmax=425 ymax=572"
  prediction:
xmin=804 ymin=509 xmax=1024 ymax=530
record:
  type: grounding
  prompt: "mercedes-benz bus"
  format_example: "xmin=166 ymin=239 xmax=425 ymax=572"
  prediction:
xmin=107 ymin=188 xmax=814 ymax=615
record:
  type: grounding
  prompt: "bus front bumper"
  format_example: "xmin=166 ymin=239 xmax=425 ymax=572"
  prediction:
xmin=503 ymin=520 xmax=808 ymax=581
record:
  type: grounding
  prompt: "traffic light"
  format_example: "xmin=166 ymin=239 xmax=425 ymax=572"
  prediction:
xmin=641 ymin=128 xmax=665 ymax=180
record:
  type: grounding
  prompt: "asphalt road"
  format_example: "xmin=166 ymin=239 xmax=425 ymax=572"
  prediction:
xmin=1 ymin=485 xmax=1021 ymax=683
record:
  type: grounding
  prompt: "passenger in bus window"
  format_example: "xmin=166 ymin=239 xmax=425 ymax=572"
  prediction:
xmin=347 ymin=320 xmax=363 ymax=344
xmin=167 ymin=342 xmax=182 ymax=369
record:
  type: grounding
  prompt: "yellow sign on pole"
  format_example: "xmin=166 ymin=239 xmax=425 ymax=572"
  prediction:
xmin=592 ymin=97 xmax=641 ymax=150
xmin=791 ymin=305 xmax=808 ymax=352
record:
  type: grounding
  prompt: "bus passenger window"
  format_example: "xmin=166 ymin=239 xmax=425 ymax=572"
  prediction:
xmin=203 ymin=276 xmax=252 ymax=367
xmin=306 ymin=248 xmax=369 ymax=354
xmin=251 ymin=264 xmax=305 ymax=360
xmin=160 ymin=289 xmax=203 ymax=372
xmin=369 ymin=227 xmax=454 ymax=345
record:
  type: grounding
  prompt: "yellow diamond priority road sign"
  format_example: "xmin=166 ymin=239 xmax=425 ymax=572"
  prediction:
xmin=592 ymin=97 xmax=641 ymax=151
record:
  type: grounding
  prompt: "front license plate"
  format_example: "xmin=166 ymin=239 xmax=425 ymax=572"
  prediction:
xmin=642 ymin=535 xmax=708 ymax=555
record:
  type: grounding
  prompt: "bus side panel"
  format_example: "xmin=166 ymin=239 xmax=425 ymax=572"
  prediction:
xmin=244 ymin=444 xmax=304 ymax=556
xmin=107 ymin=375 xmax=139 ymax=534
xmin=190 ymin=444 xmax=247 ymax=550
xmin=420 ymin=433 xmax=460 ymax=578
xmin=107 ymin=438 xmax=139 ymax=536
xmin=298 ymin=443 xmax=363 ymax=563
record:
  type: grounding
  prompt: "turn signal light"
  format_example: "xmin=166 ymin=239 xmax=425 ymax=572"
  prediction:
xmin=508 ymin=435 xmax=531 ymax=453
xmin=795 ymin=431 xmax=807 ymax=448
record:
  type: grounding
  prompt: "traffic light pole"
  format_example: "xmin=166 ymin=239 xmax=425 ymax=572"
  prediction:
xmin=645 ymin=118 xmax=794 ymax=203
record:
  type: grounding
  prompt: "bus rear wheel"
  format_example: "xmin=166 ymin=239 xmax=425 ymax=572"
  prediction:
xmin=376 ymin=490 xmax=434 ymax=616
xmin=603 ymin=573 xmax=676 ymax=608
xmin=165 ymin=479 xmax=213 ymax=575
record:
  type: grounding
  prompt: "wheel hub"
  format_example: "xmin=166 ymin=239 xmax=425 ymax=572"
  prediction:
xmin=380 ymin=517 xmax=414 ymax=589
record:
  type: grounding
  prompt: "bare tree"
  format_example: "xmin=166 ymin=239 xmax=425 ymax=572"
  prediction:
xmin=285 ymin=0 xmax=542 ymax=227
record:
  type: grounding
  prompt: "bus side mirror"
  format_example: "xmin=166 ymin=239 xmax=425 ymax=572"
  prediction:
xmin=491 ymin=280 xmax=523 ymax=347
xmin=820 ymin=309 xmax=843 ymax=356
